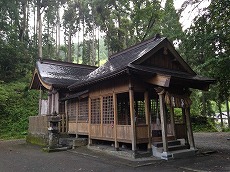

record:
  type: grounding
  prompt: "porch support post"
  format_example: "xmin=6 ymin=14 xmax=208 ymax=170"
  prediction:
xmin=88 ymin=97 xmax=92 ymax=145
xmin=100 ymin=96 xmax=103 ymax=137
xmin=51 ymin=90 xmax=55 ymax=114
xmin=185 ymin=107 xmax=195 ymax=149
xmin=48 ymin=91 xmax=52 ymax=114
xmin=129 ymin=80 xmax=136 ymax=154
xmin=113 ymin=92 xmax=119 ymax=150
xmin=76 ymin=100 xmax=79 ymax=138
xmin=156 ymin=87 xmax=171 ymax=160
xmin=64 ymin=100 xmax=68 ymax=133
xmin=144 ymin=91 xmax=152 ymax=151
xmin=182 ymin=108 xmax=189 ymax=145
xmin=38 ymin=85 xmax=42 ymax=115
xmin=169 ymin=106 xmax=175 ymax=136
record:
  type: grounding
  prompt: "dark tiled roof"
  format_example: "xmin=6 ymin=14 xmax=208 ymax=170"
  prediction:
xmin=128 ymin=64 xmax=215 ymax=84
xmin=68 ymin=35 xmax=215 ymax=91
xmin=69 ymin=36 xmax=166 ymax=90
xmin=60 ymin=90 xmax=89 ymax=101
xmin=35 ymin=59 xmax=97 ymax=88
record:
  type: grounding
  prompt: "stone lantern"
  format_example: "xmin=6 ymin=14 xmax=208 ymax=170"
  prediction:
xmin=47 ymin=115 xmax=61 ymax=149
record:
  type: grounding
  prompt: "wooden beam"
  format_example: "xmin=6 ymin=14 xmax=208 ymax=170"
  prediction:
xmin=38 ymin=86 xmax=42 ymax=115
xmin=88 ymin=97 xmax=92 ymax=145
xmin=129 ymin=79 xmax=136 ymax=152
xmin=185 ymin=107 xmax=195 ymax=149
xmin=169 ymin=106 xmax=175 ymax=136
xmin=145 ymin=74 xmax=171 ymax=87
xmin=100 ymin=96 xmax=103 ymax=137
xmin=76 ymin=100 xmax=79 ymax=138
xmin=182 ymin=108 xmax=189 ymax=145
xmin=64 ymin=100 xmax=68 ymax=133
xmin=158 ymin=90 xmax=168 ymax=152
xmin=144 ymin=91 xmax=152 ymax=150
xmin=155 ymin=87 xmax=172 ymax=159
xmin=113 ymin=92 xmax=119 ymax=150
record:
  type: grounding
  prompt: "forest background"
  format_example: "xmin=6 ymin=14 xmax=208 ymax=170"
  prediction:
xmin=0 ymin=0 xmax=229 ymax=139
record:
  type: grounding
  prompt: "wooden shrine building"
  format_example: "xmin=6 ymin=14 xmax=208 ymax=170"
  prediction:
xmin=29 ymin=35 xmax=215 ymax=159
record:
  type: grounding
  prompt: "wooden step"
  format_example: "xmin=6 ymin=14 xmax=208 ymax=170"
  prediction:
xmin=168 ymin=144 xmax=188 ymax=151
xmin=153 ymin=140 xmax=181 ymax=148
xmin=171 ymin=149 xmax=196 ymax=159
xmin=152 ymin=135 xmax=175 ymax=142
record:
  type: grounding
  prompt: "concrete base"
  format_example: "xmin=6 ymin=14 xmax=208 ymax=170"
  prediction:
xmin=161 ymin=151 xmax=172 ymax=160
xmin=43 ymin=147 xmax=68 ymax=153
xmin=172 ymin=149 xmax=196 ymax=159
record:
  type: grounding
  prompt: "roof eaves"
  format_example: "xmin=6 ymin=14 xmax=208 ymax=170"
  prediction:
xmin=30 ymin=68 xmax=52 ymax=90
xmin=69 ymin=67 xmax=128 ymax=91
xmin=39 ymin=58 xmax=97 ymax=70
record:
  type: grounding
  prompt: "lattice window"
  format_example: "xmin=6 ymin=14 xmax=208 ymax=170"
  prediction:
xmin=134 ymin=100 xmax=146 ymax=124
xmin=91 ymin=98 xmax=101 ymax=124
xmin=117 ymin=93 xmax=130 ymax=125
xmin=78 ymin=98 xmax=88 ymax=122
xmin=67 ymin=99 xmax=76 ymax=121
xmin=103 ymin=95 xmax=114 ymax=124
xmin=150 ymin=99 xmax=159 ymax=123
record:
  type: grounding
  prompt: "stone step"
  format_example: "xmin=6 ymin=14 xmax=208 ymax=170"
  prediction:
xmin=171 ymin=149 xmax=196 ymax=159
xmin=135 ymin=151 xmax=152 ymax=158
xmin=168 ymin=144 xmax=188 ymax=152
xmin=59 ymin=138 xmax=88 ymax=148
xmin=152 ymin=135 xmax=175 ymax=142
xmin=153 ymin=140 xmax=181 ymax=148
xmin=153 ymin=144 xmax=188 ymax=153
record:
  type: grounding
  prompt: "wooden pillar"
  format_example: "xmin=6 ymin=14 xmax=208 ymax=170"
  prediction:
xmin=169 ymin=106 xmax=175 ymax=136
xmin=38 ymin=86 xmax=42 ymax=115
xmin=113 ymin=92 xmax=119 ymax=150
xmin=100 ymin=96 xmax=103 ymax=137
xmin=185 ymin=107 xmax=195 ymax=149
xmin=129 ymin=80 xmax=136 ymax=152
xmin=182 ymin=108 xmax=189 ymax=145
xmin=64 ymin=100 xmax=68 ymax=133
xmin=155 ymin=87 xmax=171 ymax=159
xmin=88 ymin=97 xmax=92 ymax=145
xmin=76 ymin=100 xmax=79 ymax=138
xmin=48 ymin=91 xmax=52 ymax=115
xmin=51 ymin=90 xmax=55 ymax=114
xmin=144 ymin=91 xmax=151 ymax=150
xmin=56 ymin=92 xmax=59 ymax=114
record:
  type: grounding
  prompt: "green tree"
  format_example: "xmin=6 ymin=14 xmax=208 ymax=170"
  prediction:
xmin=161 ymin=0 xmax=184 ymax=43
xmin=181 ymin=0 xmax=230 ymax=122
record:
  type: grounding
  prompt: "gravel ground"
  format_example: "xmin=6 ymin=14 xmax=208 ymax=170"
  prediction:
xmin=0 ymin=132 xmax=229 ymax=172
xmin=194 ymin=132 xmax=230 ymax=155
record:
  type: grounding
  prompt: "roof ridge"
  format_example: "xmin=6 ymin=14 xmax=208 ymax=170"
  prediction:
xmin=39 ymin=59 xmax=97 ymax=69
xmin=109 ymin=35 xmax=164 ymax=60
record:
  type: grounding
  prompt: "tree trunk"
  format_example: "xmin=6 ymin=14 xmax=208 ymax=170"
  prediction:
xmin=67 ymin=30 xmax=72 ymax=62
xmin=34 ymin=0 xmax=36 ymax=46
xmin=56 ymin=7 xmax=60 ymax=59
xmin=91 ymin=25 xmax=96 ymax=66
xmin=77 ymin=29 xmax=80 ymax=64
xmin=37 ymin=0 xmax=42 ymax=58
xmin=97 ymin=27 xmax=100 ymax=66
